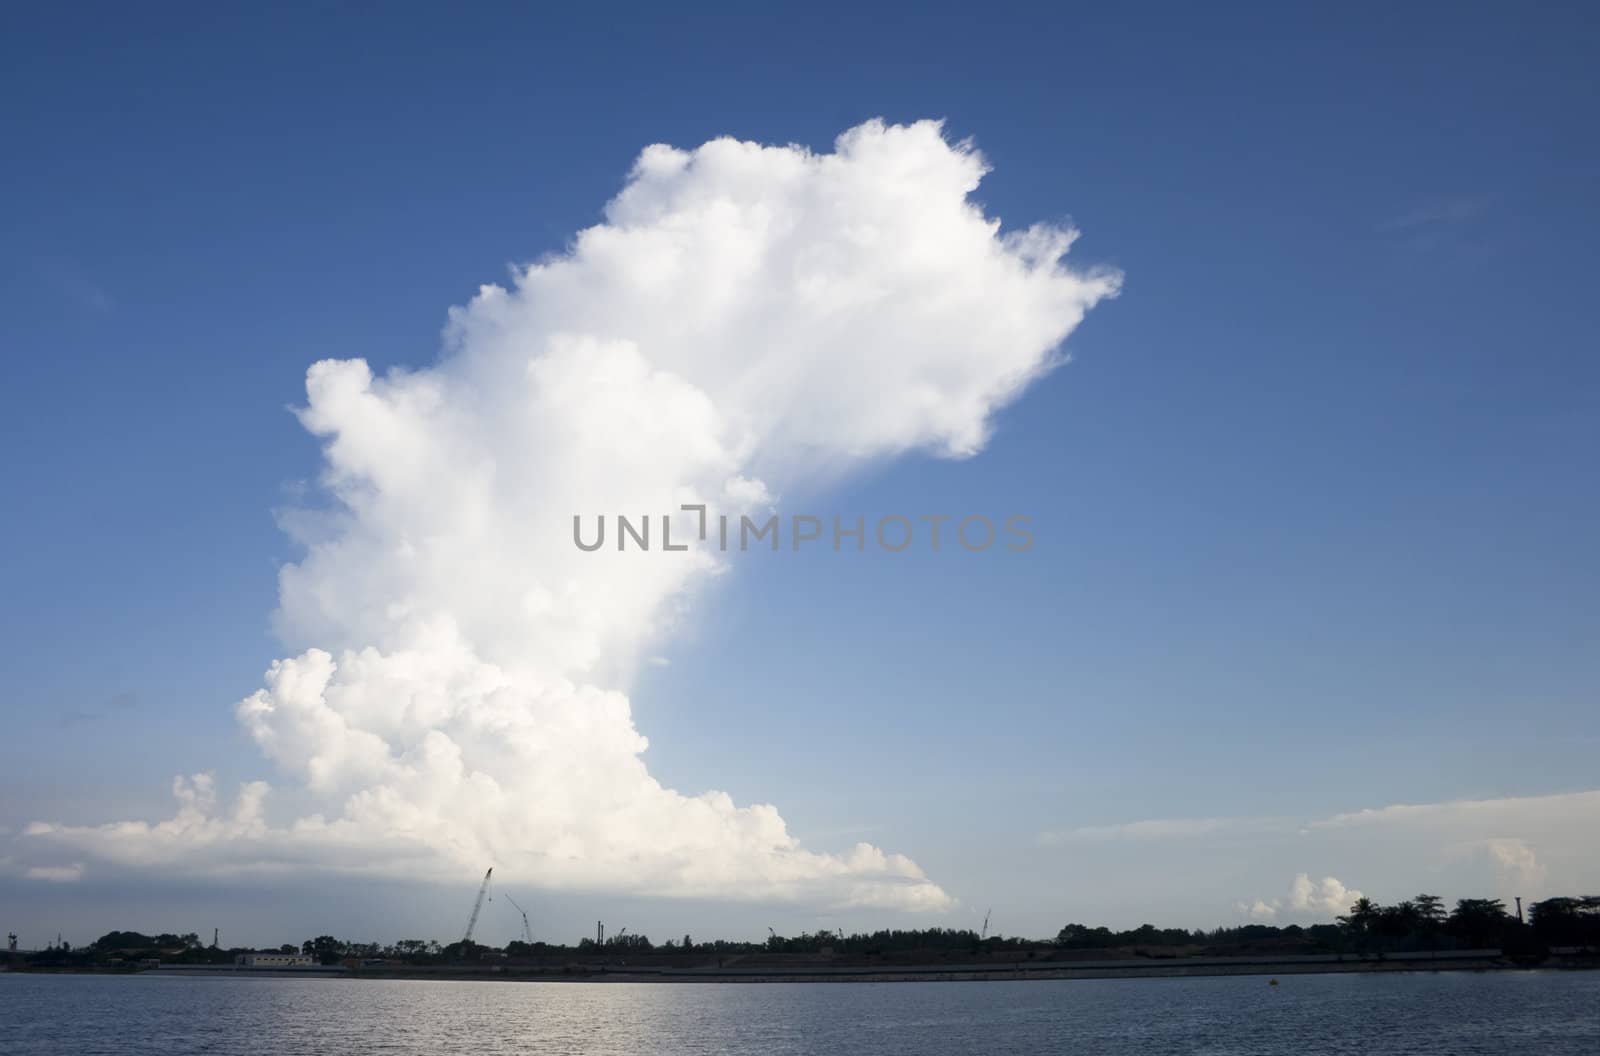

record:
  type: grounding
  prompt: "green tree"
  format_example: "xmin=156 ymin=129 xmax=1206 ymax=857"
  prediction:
xmin=1528 ymin=896 xmax=1600 ymax=945
xmin=1413 ymin=894 xmax=1446 ymax=926
xmin=94 ymin=931 xmax=156 ymax=950
xmin=1448 ymin=898 xmax=1510 ymax=947
xmin=1339 ymin=897 xmax=1381 ymax=934
xmin=1375 ymin=901 xmax=1420 ymax=943
xmin=301 ymin=935 xmax=347 ymax=965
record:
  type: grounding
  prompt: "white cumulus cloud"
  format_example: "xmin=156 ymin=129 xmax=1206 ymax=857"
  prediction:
xmin=23 ymin=120 xmax=1118 ymax=909
xmin=1289 ymin=873 xmax=1361 ymax=916
xmin=1232 ymin=875 xmax=1361 ymax=922
xmin=1234 ymin=874 xmax=1361 ymax=922
xmin=1236 ymin=898 xmax=1280 ymax=921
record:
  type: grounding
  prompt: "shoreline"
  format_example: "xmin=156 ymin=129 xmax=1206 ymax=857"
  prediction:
xmin=12 ymin=948 xmax=1596 ymax=984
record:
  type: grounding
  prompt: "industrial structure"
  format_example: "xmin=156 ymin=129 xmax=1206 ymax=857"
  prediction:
xmin=461 ymin=867 xmax=493 ymax=946
xmin=234 ymin=951 xmax=316 ymax=968
xmin=503 ymin=892 xmax=534 ymax=945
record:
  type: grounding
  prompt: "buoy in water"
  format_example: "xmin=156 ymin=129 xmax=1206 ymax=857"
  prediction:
xmin=1268 ymin=979 xmax=1279 ymax=986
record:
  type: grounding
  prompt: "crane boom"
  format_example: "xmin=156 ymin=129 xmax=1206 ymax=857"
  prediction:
xmin=503 ymin=892 xmax=533 ymax=944
xmin=462 ymin=867 xmax=493 ymax=946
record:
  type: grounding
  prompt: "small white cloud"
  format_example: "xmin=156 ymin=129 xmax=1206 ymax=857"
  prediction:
xmin=1448 ymin=837 xmax=1549 ymax=897
xmin=1378 ymin=194 xmax=1490 ymax=232
xmin=1237 ymin=898 xmax=1281 ymax=921
xmin=25 ymin=863 xmax=84 ymax=884
xmin=37 ymin=259 xmax=114 ymax=313
xmin=1289 ymin=873 xmax=1361 ymax=916
xmin=1038 ymin=817 xmax=1230 ymax=845
xmin=1482 ymin=838 xmax=1544 ymax=887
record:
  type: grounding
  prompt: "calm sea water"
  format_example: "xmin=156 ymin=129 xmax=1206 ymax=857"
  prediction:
xmin=3 ymin=970 xmax=1596 ymax=1054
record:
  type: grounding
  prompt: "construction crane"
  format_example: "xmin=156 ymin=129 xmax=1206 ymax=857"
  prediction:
xmin=503 ymin=892 xmax=534 ymax=945
xmin=461 ymin=867 xmax=493 ymax=947
xmin=981 ymin=909 xmax=991 ymax=940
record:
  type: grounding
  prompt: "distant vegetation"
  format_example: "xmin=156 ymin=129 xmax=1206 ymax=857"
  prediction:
xmin=10 ymin=895 xmax=1595 ymax=970
xmin=1057 ymin=895 xmax=1600 ymax=957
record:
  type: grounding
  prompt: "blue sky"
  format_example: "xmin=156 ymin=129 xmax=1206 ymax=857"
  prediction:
xmin=2 ymin=3 xmax=1596 ymax=947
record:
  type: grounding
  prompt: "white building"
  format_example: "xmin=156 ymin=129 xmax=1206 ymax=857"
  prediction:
xmin=235 ymin=951 xmax=316 ymax=968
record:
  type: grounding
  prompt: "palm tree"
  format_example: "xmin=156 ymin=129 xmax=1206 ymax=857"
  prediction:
xmin=1413 ymin=894 xmax=1446 ymax=925
xmin=1339 ymin=897 xmax=1381 ymax=933
xmin=1338 ymin=897 xmax=1383 ymax=953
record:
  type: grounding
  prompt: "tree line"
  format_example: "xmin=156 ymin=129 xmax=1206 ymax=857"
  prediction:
xmin=1056 ymin=895 xmax=1600 ymax=955
xmin=11 ymin=894 xmax=1595 ymax=969
xmin=1335 ymin=894 xmax=1600 ymax=952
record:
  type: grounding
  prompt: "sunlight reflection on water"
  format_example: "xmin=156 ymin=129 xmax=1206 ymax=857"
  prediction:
xmin=3 ymin=971 xmax=1597 ymax=1055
